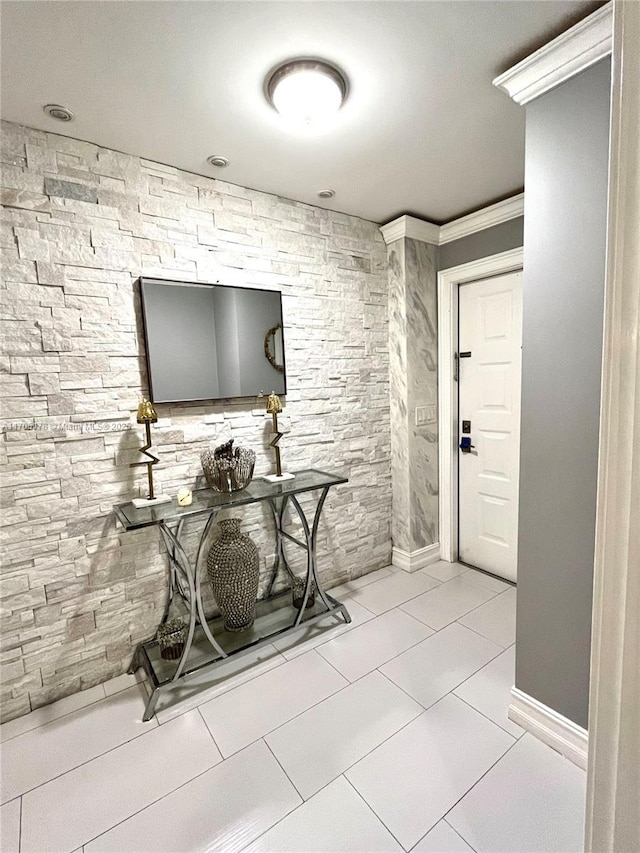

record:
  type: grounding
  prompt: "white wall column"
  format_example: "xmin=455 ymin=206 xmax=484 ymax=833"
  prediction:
xmin=585 ymin=1 xmax=640 ymax=849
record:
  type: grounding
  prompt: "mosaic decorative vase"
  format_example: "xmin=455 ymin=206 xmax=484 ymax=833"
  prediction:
xmin=207 ymin=518 xmax=260 ymax=632
xmin=156 ymin=617 xmax=187 ymax=661
xmin=291 ymin=575 xmax=316 ymax=610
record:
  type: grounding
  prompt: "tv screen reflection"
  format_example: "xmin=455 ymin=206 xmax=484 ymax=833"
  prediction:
xmin=139 ymin=278 xmax=286 ymax=403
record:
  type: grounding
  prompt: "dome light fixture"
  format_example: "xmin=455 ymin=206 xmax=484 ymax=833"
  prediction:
xmin=317 ymin=189 xmax=335 ymax=199
xmin=266 ymin=59 xmax=347 ymax=128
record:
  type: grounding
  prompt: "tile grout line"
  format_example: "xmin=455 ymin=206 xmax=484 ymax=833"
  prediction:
xmin=209 ymin=651 xmax=351 ymax=758
xmin=350 ymin=582 xmax=450 ymax=618
xmin=3 ymin=710 xmax=159 ymax=806
xmin=327 ymin=567 xmax=401 ymax=598
xmin=310 ymin=646 xmax=359 ymax=683
xmin=0 ymin=686 xmax=110 ymax=745
xmin=375 ymin=639 xmax=518 ymax=737
xmin=262 ymin=737 xmax=305 ymax=802
xmin=447 ymin=629 xmax=510 ymax=687
xmin=329 ymin=682 xmax=518 ymax=840
xmin=466 ymin=584 xmax=514 ymax=608
xmin=440 ymin=734 xmax=522 ymax=832
xmin=359 ymin=618 xmax=505 ymax=707
xmin=313 ymin=611 xmax=435 ymax=681
xmin=276 ymin=597 xmax=377 ymax=660
xmin=454 ymin=610 xmax=514 ymax=648
xmin=342 ymin=773 xmax=407 ymax=851
xmin=326 ymin=568 xmax=397 ymax=599
xmin=449 ymin=635 xmax=514 ymax=680
xmin=263 ymin=677 xmax=427 ymax=808
xmin=196 ymin=705 xmax=223 ymax=755
xmin=283 ymin=688 xmax=494 ymax=844
xmin=155 ymin=646 xmax=290 ymax=724
xmin=374 ymin=666 xmax=436 ymax=709
xmin=443 ymin=816 xmax=480 ymax=853
xmin=80 ymin=752 xmax=228 ymax=851
xmin=212 ymin=656 xmax=426 ymax=781
xmin=242 ymin=648 xmax=418 ymax=749
xmin=452 ymin=692 xmax=519 ymax=740
xmin=394 ymin=585 xmax=507 ymax=633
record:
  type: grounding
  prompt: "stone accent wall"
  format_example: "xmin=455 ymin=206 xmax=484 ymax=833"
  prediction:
xmin=388 ymin=236 xmax=438 ymax=556
xmin=0 ymin=121 xmax=392 ymax=723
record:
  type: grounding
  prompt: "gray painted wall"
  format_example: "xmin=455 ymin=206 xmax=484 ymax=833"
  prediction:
xmin=438 ymin=216 xmax=524 ymax=270
xmin=516 ymin=59 xmax=611 ymax=729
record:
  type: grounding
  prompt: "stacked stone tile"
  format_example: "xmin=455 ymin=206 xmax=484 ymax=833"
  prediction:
xmin=0 ymin=121 xmax=392 ymax=722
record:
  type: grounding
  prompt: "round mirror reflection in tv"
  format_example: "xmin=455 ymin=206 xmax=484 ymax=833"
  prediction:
xmin=264 ymin=323 xmax=284 ymax=373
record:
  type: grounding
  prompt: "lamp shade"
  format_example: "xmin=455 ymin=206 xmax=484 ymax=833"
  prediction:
xmin=136 ymin=398 xmax=158 ymax=424
xmin=267 ymin=60 xmax=347 ymax=127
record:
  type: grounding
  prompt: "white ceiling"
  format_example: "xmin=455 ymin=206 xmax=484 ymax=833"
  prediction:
xmin=1 ymin=1 xmax=599 ymax=224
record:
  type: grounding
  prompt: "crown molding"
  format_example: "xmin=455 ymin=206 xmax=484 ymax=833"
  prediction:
xmin=380 ymin=215 xmax=440 ymax=246
xmin=439 ymin=193 xmax=524 ymax=244
xmin=381 ymin=194 xmax=524 ymax=247
xmin=493 ymin=2 xmax=612 ymax=105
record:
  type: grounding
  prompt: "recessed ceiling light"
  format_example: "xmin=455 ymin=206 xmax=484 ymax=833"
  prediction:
xmin=317 ymin=189 xmax=335 ymax=199
xmin=266 ymin=59 xmax=347 ymax=128
xmin=43 ymin=104 xmax=74 ymax=122
xmin=207 ymin=155 xmax=229 ymax=168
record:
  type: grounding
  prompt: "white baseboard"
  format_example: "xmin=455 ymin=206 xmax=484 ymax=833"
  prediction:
xmin=392 ymin=543 xmax=440 ymax=572
xmin=509 ymin=686 xmax=588 ymax=769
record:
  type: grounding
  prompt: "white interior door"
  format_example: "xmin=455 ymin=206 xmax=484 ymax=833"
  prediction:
xmin=458 ymin=271 xmax=523 ymax=582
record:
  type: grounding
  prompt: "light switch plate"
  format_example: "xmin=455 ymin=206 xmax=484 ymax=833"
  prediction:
xmin=415 ymin=405 xmax=437 ymax=426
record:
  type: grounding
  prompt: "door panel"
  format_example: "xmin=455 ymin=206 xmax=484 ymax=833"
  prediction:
xmin=458 ymin=271 xmax=523 ymax=581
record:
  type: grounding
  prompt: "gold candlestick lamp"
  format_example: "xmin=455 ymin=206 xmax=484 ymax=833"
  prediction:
xmin=262 ymin=391 xmax=294 ymax=483
xmin=130 ymin=398 xmax=171 ymax=508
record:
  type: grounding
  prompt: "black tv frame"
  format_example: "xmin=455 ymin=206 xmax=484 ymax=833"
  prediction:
xmin=138 ymin=276 xmax=287 ymax=404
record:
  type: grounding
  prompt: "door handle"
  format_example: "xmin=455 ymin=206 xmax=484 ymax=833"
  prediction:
xmin=460 ymin=436 xmax=476 ymax=454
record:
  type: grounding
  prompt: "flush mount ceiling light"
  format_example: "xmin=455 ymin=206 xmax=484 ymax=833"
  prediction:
xmin=266 ymin=59 xmax=347 ymax=127
xmin=317 ymin=189 xmax=335 ymax=199
xmin=43 ymin=104 xmax=74 ymax=122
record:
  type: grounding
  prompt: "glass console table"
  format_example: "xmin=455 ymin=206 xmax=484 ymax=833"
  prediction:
xmin=113 ymin=469 xmax=351 ymax=720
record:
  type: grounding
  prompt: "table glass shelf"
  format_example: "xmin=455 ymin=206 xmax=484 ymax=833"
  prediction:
xmin=143 ymin=589 xmax=342 ymax=687
xmin=114 ymin=469 xmax=348 ymax=531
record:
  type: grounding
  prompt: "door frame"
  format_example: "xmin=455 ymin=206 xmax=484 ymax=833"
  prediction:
xmin=437 ymin=247 xmax=524 ymax=563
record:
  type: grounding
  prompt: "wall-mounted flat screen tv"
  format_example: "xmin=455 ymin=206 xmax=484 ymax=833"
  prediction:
xmin=138 ymin=277 xmax=286 ymax=404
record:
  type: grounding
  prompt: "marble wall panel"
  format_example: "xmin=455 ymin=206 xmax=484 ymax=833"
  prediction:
xmin=388 ymin=237 xmax=438 ymax=555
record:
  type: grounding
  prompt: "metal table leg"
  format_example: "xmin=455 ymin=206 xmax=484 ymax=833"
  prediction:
xmin=289 ymin=488 xmax=350 ymax=626
xmin=159 ymin=519 xmax=229 ymax=681
xmin=265 ymin=496 xmax=293 ymax=596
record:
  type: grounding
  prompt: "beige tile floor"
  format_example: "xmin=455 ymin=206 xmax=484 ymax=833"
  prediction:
xmin=0 ymin=562 xmax=586 ymax=853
